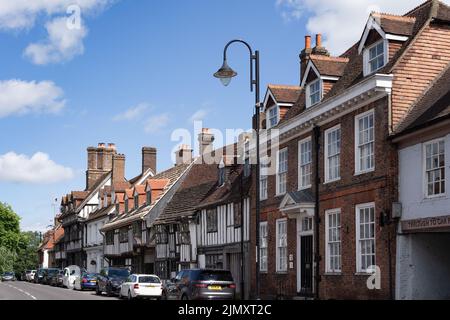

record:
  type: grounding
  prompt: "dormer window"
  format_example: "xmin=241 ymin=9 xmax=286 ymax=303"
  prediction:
xmin=134 ymin=194 xmax=139 ymax=210
xmin=307 ymin=79 xmax=322 ymax=107
xmin=367 ymin=40 xmax=385 ymax=74
xmin=146 ymin=190 xmax=151 ymax=205
xmin=267 ymin=105 xmax=279 ymax=128
xmin=124 ymin=199 xmax=129 ymax=213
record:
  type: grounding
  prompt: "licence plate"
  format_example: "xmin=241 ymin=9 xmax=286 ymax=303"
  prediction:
xmin=90 ymin=280 xmax=96 ymax=283
xmin=208 ymin=285 xmax=222 ymax=291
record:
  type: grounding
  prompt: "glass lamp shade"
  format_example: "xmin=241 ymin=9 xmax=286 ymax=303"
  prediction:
xmin=213 ymin=60 xmax=237 ymax=86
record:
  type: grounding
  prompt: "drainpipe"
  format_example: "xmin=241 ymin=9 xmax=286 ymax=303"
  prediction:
xmin=240 ymin=172 xmax=245 ymax=300
xmin=313 ymin=125 xmax=321 ymax=300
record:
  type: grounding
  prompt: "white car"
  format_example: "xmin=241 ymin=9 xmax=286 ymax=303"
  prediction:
xmin=26 ymin=270 xmax=37 ymax=282
xmin=119 ymin=274 xmax=163 ymax=300
xmin=63 ymin=265 xmax=83 ymax=289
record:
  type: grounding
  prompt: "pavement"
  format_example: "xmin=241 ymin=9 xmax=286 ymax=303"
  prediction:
xmin=0 ymin=280 xmax=118 ymax=300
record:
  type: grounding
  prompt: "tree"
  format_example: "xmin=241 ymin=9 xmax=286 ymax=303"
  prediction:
xmin=13 ymin=231 xmax=41 ymax=275
xmin=0 ymin=202 xmax=21 ymax=252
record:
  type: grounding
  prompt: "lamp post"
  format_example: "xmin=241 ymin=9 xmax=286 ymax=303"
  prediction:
xmin=214 ymin=39 xmax=261 ymax=299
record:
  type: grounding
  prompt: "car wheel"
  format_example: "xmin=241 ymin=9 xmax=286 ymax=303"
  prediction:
xmin=106 ymin=285 xmax=113 ymax=297
xmin=181 ymin=294 xmax=188 ymax=300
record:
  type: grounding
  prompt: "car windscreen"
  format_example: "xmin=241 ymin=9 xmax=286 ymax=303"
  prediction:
xmin=4 ymin=272 xmax=14 ymax=276
xmin=48 ymin=269 xmax=60 ymax=275
xmin=197 ymin=271 xmax=233 ymax=282
xmin=138 ymin=276 xmax=160 ymax=283
xmin=108 ymin=269 xmax=129 ymax=278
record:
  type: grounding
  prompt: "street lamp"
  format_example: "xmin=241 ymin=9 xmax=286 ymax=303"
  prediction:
xmin=214 ymin=39 xmax=261 ymax=300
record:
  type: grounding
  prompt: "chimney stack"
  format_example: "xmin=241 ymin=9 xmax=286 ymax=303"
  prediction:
xmin=142 ymin=147 xmax=157 ymax=174
xmin=312 ymin=33 xmax=329 ymax=56
xmin=300 ymin=35 xmax=313 ymax=83
xmin=86 ymin=142 xmax=118 ymax=191
xmin=198 ymin=128 xmax=215 ymax=156
xmin=175 ymin=144 xmax=193 ymax=166
xmin=112 ymin=153 xmax=126 ymax=185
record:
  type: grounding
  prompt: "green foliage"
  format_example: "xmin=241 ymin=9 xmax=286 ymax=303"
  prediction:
xmin=0 ymin=203 xmax=40 ymax=274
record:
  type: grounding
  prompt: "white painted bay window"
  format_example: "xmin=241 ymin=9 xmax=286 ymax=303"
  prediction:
xmin=276 ymin=219 xmax=287 ymax=272
xmin=355 ymin=110 xmax=375 ymax=174
xmin=356 ymin=203 xmax=376 ymax=273
xmin=299 ymin=138 xmax=312 ymax=189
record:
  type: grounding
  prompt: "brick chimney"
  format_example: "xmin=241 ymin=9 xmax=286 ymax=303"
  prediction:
xmin=300 ymin=35 xmax=313 ymax=83
xmin=312 ymin=33 xmax=330 ymax=56
xmin=175 ymin=144 xmax=193 ymax=166
xmin=142 ymin=147 xmax=157 ymax=174
xmin=86 ymin=143 xmax=118 ymax=190
xmin=112 ymin=153 xmax=126 ymax=185
xmin=198 ymin=128 xmax=215 ymax=156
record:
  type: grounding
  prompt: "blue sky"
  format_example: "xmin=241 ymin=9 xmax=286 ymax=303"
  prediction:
xmin=0 ymin=0 xmax=430 ymax=231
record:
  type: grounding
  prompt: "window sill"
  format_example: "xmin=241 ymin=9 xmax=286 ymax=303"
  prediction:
xmin=354 ymin=168 xmax=375 ymax=176
xmin=324 ymin=272 xmax=342 ymax=276
xmin=275 ymin=271 xmax=288 ymax=274
xmin=423 ymin=193 xmax=447 ymax=200
xmin=298 ymin=185 xmax=312 ymax=191
xmin=323 ymin=178 xmax=341 ymax=185
xmin=275 ymin=193 xmax=286 ymax=198
xmin=354 ymin=272 xmax=371 ymax=276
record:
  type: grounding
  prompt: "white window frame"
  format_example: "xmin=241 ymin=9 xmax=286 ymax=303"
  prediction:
xmin=306 ymin=79 xmax=322 ymax=108
xmin=423 ymin=138 xmax=446 ymax=198
xmin=324 ymin=125 xmax=341 ymax=183
xmin=267 ymin=105 xmax=279 ymax=128
xmin=276 ymin=218 xmax=288 ymax=273
xmin=355 ymin=202 xmax=376 ymax=273
xmin=276 ymin=148 xmax=288 ymax=196
xmin=298 ymin=137 xmax=312 ymax=190
xmin=260 ymin=222 xmax=268 ymax=272
xmin=325 ymin=209 xmax=341 ymax=273
xmin=363 ymin=39 xmax=388 ymax=76
xmin=260 ymin=156 xmax=270 ymax=200
xmin=355 ymin=109 xmax=375 ymax=175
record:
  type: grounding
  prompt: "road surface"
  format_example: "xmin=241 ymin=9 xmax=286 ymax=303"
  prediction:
xmin=0 ymin=280 xmax=117 ymax=300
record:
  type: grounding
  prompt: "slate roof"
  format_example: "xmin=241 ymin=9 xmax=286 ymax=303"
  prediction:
xmin=287 ymin=189 xmax=315 ymax=204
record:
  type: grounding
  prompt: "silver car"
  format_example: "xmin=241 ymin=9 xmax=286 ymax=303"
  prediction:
xmin=1 ymin=272 xmax=16 ymax=281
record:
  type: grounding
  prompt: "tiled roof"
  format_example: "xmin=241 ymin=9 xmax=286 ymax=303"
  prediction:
xmin=310 ymin=55 xmax=349 ymax=77
xmin=156 ymin=163 xmax=219 ymax=224
xmin=101 ymin=163 xmax=191 ymax=230
xmin=372 ymin=13 xmax=416 ymax=36
xmin=268 ymin=84 xmax=301 ymax=104
xmin=86 ymin=204 xmax=115 ymax=222
xmin=395 ymin=62 xmax=450 ymax=134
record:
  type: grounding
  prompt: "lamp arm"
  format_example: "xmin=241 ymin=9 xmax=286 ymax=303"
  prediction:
xmin=222 ymin=39 xmax=256 ymax=92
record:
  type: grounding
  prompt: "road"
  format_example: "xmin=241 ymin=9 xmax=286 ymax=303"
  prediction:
xmin=0 ymin=280 xmax=118 ymax=300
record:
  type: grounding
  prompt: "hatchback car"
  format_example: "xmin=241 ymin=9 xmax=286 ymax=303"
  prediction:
xmin=50 ymin=270 xmax=64 ymax=287
xmin=96 ymin=267 xmax=130 ymax=296
xmin=74 ymin=273 xmax=98 ymax=291
xmin=26 ymin=270 xmax=37 ymax=282
xmin=42 ymin=268 xmax=60 ymax=285
xmin=120 ymin=274 xmax=162 ymax=300
xmin=1 ymin=272 xmax=16 ymax=281
xmin=164 ymin=269 xmax=235 ymax=300
xmin=34 ymin=269 xmax=46 ymax=284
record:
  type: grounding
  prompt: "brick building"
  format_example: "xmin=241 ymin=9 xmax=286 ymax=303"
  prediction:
xmin=249 ymin=0 xmax=450 ymax=300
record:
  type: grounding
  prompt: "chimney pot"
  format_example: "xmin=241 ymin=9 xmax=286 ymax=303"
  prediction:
xmin=305 ymin=35 xmax=311 ymax=49
xmin=316 ymin=34 xmax=322 ymax=47
xmin=198 ymin=128 xmax=215 ymax=156
xmin=98 ymin=143 xmax=106 ymax=148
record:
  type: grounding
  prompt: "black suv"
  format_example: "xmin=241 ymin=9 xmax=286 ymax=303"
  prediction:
xmin=34 ymin=268 xmax=46 ymax=284
xmin=96 ymin=267 xmax=130 ymax=296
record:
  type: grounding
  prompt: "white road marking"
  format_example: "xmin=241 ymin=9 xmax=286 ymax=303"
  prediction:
xmin=6 ymin=284 xmax=37 ymax=300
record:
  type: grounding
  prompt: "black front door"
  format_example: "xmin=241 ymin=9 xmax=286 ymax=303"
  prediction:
xmin=300 ymin=235 xmax=313 ymax=296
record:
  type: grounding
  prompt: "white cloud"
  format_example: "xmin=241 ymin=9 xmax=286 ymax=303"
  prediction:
xmin=0 ymin=0 xmax=112 ymax=64
xmin=276 ymin=0 xmax=450 ymax=55
xmin=0 ymin=79 xmax=65 ymax=118
xmin=113 ymin=103 xmax=149 ymax=121
xmin=144 ymin=113 xmax=170 ymax=133
xmin=189 ymin=109 xmax=209 ymax=123
xmin=0 ymin=152 xmax=74 ymax=184
xmin=24 ymin=16 xmax=88 ymax=65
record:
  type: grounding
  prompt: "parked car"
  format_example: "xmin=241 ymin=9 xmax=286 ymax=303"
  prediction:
xmin=119 ymin=274 xmax=162 ymax=300
xmin=42 ymin=268 xmax=60 ymax=285
xmin=50 ymin=270 xmax=64 ymax=286
xmin=164 ymin=269 xmax=235 ymax=300
xmin=74 ymin=272 xmax=98 ymax=291
xmin=26 ymin=270 xmax=37 ymax=282
xmin=34 ymin=268 xmax=46 ymax=284
xmin=96 ymin=267 xmax=130 ymax=296
xmin=62 ymin=265 xmax=84 ymax=289
xmin=1 ymin=272 xmax=16 ymax=282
